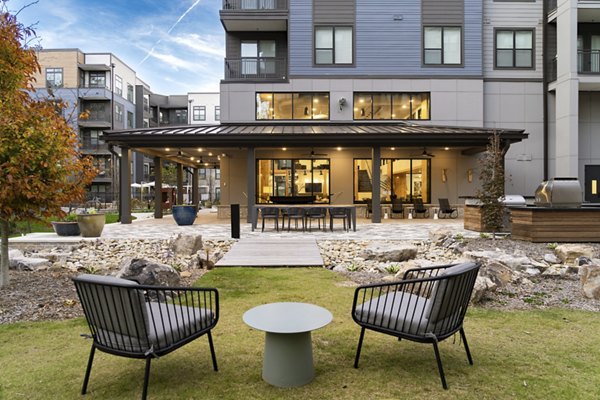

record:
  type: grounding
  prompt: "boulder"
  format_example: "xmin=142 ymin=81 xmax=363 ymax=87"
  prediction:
xmin=428 ymin=228 xmax=454 ymax=245
xmin=541 ymin=264 xmax=568 ymax=278
xmin=579 ymin=264 xmax=600 ymax=299
xmin=361 ymin=243 xmax=418 ymax=262
xmin=555 ymin=244 xmax=596 ymax=265
xmin=8 ymin=249 xmax=24 ymax=259
xmin=117 ymin=258 xmax=180 ymax=286
xmin=543 ymin=253 xmax=560 ymax=264
xmin=479 ymin=261 xmax=518 ymax=288
xmin=170 ymin=233 xmax=203 ymax=257
xmin=472 ymin=276 xmax=496 ymax=303
xmin=9 ymin=257 xmax=51 ymax=271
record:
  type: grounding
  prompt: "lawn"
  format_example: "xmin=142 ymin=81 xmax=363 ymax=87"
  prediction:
xmin=1 ymin=268 xmax=599 ymax=399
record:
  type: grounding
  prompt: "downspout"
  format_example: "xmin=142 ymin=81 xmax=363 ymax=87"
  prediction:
xmin=542 ymin=0 xmax=549 ymax=180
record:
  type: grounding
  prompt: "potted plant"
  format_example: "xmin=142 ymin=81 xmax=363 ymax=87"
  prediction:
xmin=77 ymin=208 xmax=105 ymax=237
xmin=172 ymin=204 xmax=198 ymax=226
xmin=51 ymin=213 xmax=81 ymax=236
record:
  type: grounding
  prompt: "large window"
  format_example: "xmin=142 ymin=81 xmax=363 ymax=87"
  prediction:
xmin=257 ymin=159 xmax=330 ymax=203
xmin=495 ymin=29 xmax=534 ymax=68
xmin=215 ymin=106 xmax=220 ymax=121
xmin=315 ymin=26 xmax=353 ymax=65
xmin=354 ymin=92 xmax=430 ymax=120
xmin=424 ymin=27 xmax=462 ymax=65
xmin=127 ymin=111 xmax=134 ymax=128
xmin=256 ymin=92 xmax=329 ymax=120
xmin=175 ymin=109 xmax=187 ymax=124
xmin=89 ymin=72 xmax=106 ymax=88
xmin=354 ymin=158 xmax=430 ymax=203
xmin=115 ymin=103 xmax=124 ymax=123
xmin=45 ymin=68 xmax=63 ymax=88
xmin=127 ymin=84 xmax=134 ymax=102
xmin=241 ymin=40 xmax=276 ymax=75
xmin=193 ymin=106 xmax=206 ymax=121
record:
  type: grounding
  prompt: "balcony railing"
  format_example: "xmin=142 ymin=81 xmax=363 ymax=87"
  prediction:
xmin=222 ymin=0 xmax=287 ymax=10
xmin=578 ymin=50 xmax=600 ymax=74
xmin=224 ymin=57 xmax=287 ymax=81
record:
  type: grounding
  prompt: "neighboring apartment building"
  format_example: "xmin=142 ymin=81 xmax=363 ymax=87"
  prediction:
xmin=32 ymin=49 xmax=144 ymax=203
xmin=546 ymin=0 xmax=600 ymax=202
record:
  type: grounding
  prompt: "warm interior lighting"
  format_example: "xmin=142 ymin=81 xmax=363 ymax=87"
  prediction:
xmin=337 ymin=147 xmax=342 ymax=151
xmin=282 ymin=147 xmax=287 ymax=151
xmin=593 ymin=180 xmax=598 ymax=195
xmin=444 ymin=147 xmax=450 ymax=151
xmin=208 ymin=152 xmax=213 ymax=156
xmin=359 ymin=98 xmax=365 ymax=103
xmin=314 ymin=98 xmax=319 ymax=103
xmin=190 ymin=157 xmax=195 ymax=161
xmin=165 ymin=148 xmax=170 ymax=151
xmin=391 ymin=147 xmax=396 ymax=150
xmin=197 ymin=148 xmax=203 ymax=152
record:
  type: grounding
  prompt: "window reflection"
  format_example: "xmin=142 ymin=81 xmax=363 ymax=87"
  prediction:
xmin=256 ymin=92 xmax=330 ymax=120
xmin=353 ymin=92 xmax=430 ymax=120
xmin=257 ymin=158 xmax=330 ymax=203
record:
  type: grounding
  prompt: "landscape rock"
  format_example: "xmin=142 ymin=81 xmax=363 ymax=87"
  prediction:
xmin=117 ymin=258 xmax=180 ymax=286
xmin=362 ymin=243 xmax=418 ymax=262
xmin=170 ymin=233 xmax=203 ymax=257
xmin=555 ymin=244 xmax=596 ymax=265
xmin=579 ymin=264 xmax=600 ymax=299
xmin=9 ymin=256 xmax=51 ymax=271
xmin=544 ymin=253 xmax=560 ymax=264
xmin=541 ymin=264 xmax=568 ymax=278
xmin=428 ymin=228 xmax=454 ymax=245
xmin=480 ymin=261 xmax=518 ymax=288
xmin=472 ymin=276 xmax=496 ymax=303
xmin=8 ymin=249 xmax=24 ymax=259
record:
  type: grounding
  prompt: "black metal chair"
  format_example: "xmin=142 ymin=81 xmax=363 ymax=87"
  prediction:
xmin=260 ymin=207 xmax=280 ymax=232
xmin=365 ymin=199 xmax=373 ymax=218
xmin=438 ymin=198 xmax=458 ymax=219
xmin=412 ymin=198 xmax=430 ymax=218
xmin=305 ymin=207 xmax=327 ymax=231
xmin=329 ymin=207 xmax=350 ymax=231
xmin=284 ymin=207 xmax=305 ymax=231
xmin=352 ymin=262 xmax=481 ymax=390
xmin=391 ymin=198 xmax=404 ymax=219
xmin=72 ymin=274 xmax=219 ymax=400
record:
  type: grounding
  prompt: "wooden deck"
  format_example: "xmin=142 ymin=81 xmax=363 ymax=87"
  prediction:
xmin=215 ymin=238 xmax=324 ymax=267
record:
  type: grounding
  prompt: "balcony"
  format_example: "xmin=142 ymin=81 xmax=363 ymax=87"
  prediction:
xmin=78 ymin=86 xmax=111 ymax=101
xmin=81 ymin=142 xmax=111 ymax=155
xmin=78 ymin=112 xmax=112 ymax=128
xmin=220 ymin=0 xmax=287 ymax=32
xmin=224 ymin=57 xmax=287 ymax=81
xmin=578 ymin=50 xmax=600 ymax=73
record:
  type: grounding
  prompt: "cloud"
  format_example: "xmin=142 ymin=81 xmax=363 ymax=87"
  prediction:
xmin=169 ymin=34 xmax=224 ymax=59
xmin=148 ymin=51 xmax=201 ymax=73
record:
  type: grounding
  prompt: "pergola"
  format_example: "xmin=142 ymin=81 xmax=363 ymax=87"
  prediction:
xmin=102 ymin=122 xmax=527 ymax=224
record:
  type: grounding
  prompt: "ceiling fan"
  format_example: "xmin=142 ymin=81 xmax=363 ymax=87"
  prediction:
xmin=302 ymin=148 xmax=328 ymax=158
xmin=411 ymin=147 xmax=436 ymax=158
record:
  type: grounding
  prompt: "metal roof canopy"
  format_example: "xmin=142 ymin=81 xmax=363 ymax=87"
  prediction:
xmin=102 ymin=122 xmax=528 ymax=149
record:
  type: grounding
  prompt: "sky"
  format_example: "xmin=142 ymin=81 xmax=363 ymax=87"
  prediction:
xmin=7 ymin=0 xmax=225 ymax=94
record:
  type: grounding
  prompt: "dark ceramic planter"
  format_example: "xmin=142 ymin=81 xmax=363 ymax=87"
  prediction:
xmin=51 ymin=221 xmax=81 ymax=236
xmin=172 ymin=205 xmax=197 ymax=226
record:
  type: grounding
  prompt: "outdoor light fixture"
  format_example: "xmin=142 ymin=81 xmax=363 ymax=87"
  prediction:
xmin=442 ymin=169 xmax=448 ymax=183
xmin=467 ymin=169 xmax=473 ymax=183
xmin=338 ymin=97 xmax=347 ymax=111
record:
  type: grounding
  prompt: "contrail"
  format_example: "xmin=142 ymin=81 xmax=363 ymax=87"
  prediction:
xmin=139 ymin=0 xmax=201 ymax=65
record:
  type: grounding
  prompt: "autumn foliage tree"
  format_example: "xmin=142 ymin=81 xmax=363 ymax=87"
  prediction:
xmin=476 ymin=132 xmax=506 ymax=239
xmin=0 ymin=6 xmax=96 ymax=287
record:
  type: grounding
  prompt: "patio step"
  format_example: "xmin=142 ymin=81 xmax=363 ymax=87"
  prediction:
xmin=216 ymin=238 xmax=323 ymax=267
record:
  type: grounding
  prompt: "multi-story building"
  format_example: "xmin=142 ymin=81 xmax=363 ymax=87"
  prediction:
xmin=108 ymin=1 xmax=573 ymax=223
xmin=546 ymin=0 xmax=600 ymax=202
xmin=33 ymin=49 xmax=143 ymax=204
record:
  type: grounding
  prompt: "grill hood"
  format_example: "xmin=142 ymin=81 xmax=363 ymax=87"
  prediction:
xmin=534 ymin=177 xmax=582 ymax=208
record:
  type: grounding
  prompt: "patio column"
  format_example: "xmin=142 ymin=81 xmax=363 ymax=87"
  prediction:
xmin=247 ymin=146 xmax=256 ymax=223
xmin=176 ymin=163 xmax=184 ymax=204
xmin=119 ymin=147 xmax=132 ymax=224
xmin=371 ymin=146 xmax=381 ymax=223
xmin=154 ymin=156 xmax=163 ymax=219
xmin=192 ymin=168 xmax=199 ymax=206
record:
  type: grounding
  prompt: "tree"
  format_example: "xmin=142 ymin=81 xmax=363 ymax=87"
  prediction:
xmin=0 ymin=5 xmax=96 ymax=287
xmin=476 ymin=131 xmax=505 ymax=239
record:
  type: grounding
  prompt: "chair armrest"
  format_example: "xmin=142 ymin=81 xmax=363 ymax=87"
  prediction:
xmin=402 ymin=262 xmax=461 ymax=280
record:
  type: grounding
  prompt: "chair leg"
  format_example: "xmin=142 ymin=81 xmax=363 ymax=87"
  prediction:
xmin=81 ymin=344 xmax=96 ymax=395
xmin=142 ymin=357 xmax=152 ymax=400
xmin=208 ymin=331 xmax=219 ymax=371
xmin=261 ymin=218 xmax=265 ymax=232
xmin=432 ymin=337 xmax=448 ymax=390
xmin=460 ymin=327 xmax=474 ymax=365
xmin=354 ymin=327 xmax=366 ymax=368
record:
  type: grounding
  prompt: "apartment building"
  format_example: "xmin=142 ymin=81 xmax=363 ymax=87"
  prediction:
xmin=33 ymin=49 xmax=143 ymax=203
xmin=546 ymin=0 xmax=600 ymax=202
xmin=106 ymin=0 xmax=564 ymax=223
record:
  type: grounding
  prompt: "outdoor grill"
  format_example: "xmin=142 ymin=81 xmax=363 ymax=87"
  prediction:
xmin=534 ymin=177 xmax=582 ymax=208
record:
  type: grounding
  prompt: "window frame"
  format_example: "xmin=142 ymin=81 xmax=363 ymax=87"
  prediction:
xmin=215 ymin=106 xmax=220 ymax=121
xmin=127 ymin=84 xmax=134 ymax=102
xmin=89 ymin=72 xmax=106 ymax=88
xmin=45 ymin=67 xmax=64 ymax=88
xmin=423 ymin=26 xmax=463 ymax=66
xmin=115 ymin=75 xmax=123 ymax=96
xmin=193 ymin=106 xmax=206 ymax=121
xmin=314 ymin=25 xmax=354 ymax=66
xmin=494 ymin=28 xmax=535 ymax=70
xmin=255 ymin=92 xmax=330 ymax=121
xmin=353 ymin=92 xmax=431 ymax=121
xmin=115 ymin=103 xmax=124 ymax=123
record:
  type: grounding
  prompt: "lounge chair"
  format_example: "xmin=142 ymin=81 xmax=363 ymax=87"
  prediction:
xmin=391 ymin=198 xmax=404 ymax=219
xmin=72 ymin=274 xmax=219 ymax=400
xmin=412 ymin=198 xmax=430 ymax=218
xmin=351 ymin=262 xmax=481 ymax=389
xmin=438 ymin=198 xmax=458 ymax=219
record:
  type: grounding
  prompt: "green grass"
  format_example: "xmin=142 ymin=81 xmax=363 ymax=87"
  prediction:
xmin=1 ymin=268 xmax=599 ymax=399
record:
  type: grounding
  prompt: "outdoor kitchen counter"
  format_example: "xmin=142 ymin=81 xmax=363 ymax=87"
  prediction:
xmin=509 ymin=206 xmax=600 ymax=242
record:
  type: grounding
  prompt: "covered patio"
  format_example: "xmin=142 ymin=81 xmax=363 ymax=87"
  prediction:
xmin=101 ymin=122 xmax=527 ymax=225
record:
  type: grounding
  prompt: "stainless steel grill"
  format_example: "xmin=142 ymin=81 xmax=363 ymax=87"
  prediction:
xmin=534 ymin=177 xmax=582 ymax=208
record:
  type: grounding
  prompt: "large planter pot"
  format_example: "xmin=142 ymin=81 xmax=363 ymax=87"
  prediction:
xmin=51 ymin=221 xmax=81 ymax=236
xmin=172 ymin=205 xmax=197 ymax=226
xmin=77 ymin=214 xmax=106 ymax=237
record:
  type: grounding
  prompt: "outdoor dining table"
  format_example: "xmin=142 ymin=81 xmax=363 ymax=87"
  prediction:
xmin=251 ymin=204 xmax=357 ymax=232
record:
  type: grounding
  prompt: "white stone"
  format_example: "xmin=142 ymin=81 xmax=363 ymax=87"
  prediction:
xmin=555 ymin=244 xmax=596 ymax=265
xmin=580 ymin=264 xmax=600 ymax=299
xmin=544 ymin=253 xmax=561 ymax=264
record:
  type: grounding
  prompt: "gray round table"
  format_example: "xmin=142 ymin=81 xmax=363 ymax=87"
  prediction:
xmin=243 ymin=302 xmax=333 ymax=387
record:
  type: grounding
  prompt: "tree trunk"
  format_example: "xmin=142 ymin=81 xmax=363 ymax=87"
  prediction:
xmin=0 ymin=219 xmax=10 ymax=287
